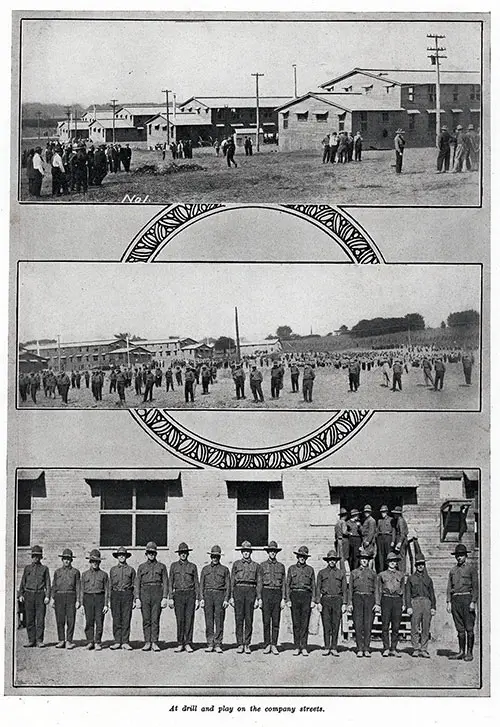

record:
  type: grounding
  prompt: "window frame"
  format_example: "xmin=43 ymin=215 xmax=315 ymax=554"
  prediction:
xmin=17 ymin=480 xmax=32 ymax=548
xmin=235 ymin=484 xmax=270 ymax=548
xmin=99 ymin=482 xmax=169 ymax=548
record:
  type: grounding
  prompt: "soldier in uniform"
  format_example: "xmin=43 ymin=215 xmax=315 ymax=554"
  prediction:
xmin=462 ymin=352 xmax=474 ymax=386
xmin=109 ymin=546 xmax=136 ymax=650
xmin=334 ymin=507 xmax=350 ymax=573
xmin=51 ymin=548 xmax=80 ymax=649
xmin=436 ymin=124 xmax=453 ymax=173
xmin=91 ymin=370 xmax=101 ymax=402
xmin=434 ymin=357 xmax=446 ymax=391
xmin=58 ymin=371 xmax=70 ymax=404
xmin=391 ymin=506 xmax=409 ymax=573
xmin=109 ymin=368 xmax=117 ymax=394
xmin=286 ymin=546 xmax=316 ymax=656
xmin=84 ymin=369 xmax=90 ymax=388
xmin=290 ymin=362 xmax=300 ymax=393
xmin=422 ymin=357 xmax=434 ymax=387
xmin=18 ymin=545 xmax=51 ymax=647
xmin=348 ymin=358 xmax=360 ymax=392
xmin=201 ymin=365 xmax=211 ymax=395
xmin=184 ymin=367 xmax=196 ymax=403
xmin=143 ymin=368 xmax=155 ymax=403
xmin=361 ymin=505 xmax=377 ymax=567
xmin=134 ymin=541 xmax=169 ymax=651
xmin=347 ymin=509 xmax=362 ymax=571
xmin=347 ymin=549 xmax=377 ymax=657
xmin=81 ymin=549 xmax=109 ymax=650
xmin=260 ymin=541 xmax=286 ymax=655
xmin=270 ymin=361 xmax=283 ymax=399
xmin=405 ymin=554 xmax=436 ymax=658
xmin=232 ymin=364 xmax=246 ymax=400
xmin=169 ymin=543 xmax=200 ymax=653
xmin=134 ymin=368 xmax=143 ymax=396
xmin=376 ymin=552 xmax=405 ymax=657
xmin=302 ymin=362 xmax=315 ymax=403
xmin=376 ymin=505 xmax=393 ymax=574
xmin=315 ymin=550 xmax=347 ymax=656
xmin=175 ymin=366 xmax=183 ymax=386
xmin=249 ymin=365 xmax=264 ymax=403
xmin=230 ymin=541 xmax=262 ymax=654
xmin=116 ymin=368 xmax=127 ymax=405
xmin=200 ymin=545 xmax=230 ymax=653
xmin=29 ymin=371 xmax=40 ymax=404
xmin=165 ymin=367 xmax=174 ymax=392
xmin=391 ymin=360 xmax=403 ymax=391
xmin=394 ymin=128 xmax=405 ymax=174
xmin=447 ymin=544 xmax=478 ymax=661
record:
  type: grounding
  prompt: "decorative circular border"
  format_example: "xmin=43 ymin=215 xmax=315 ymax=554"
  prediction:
xmin=124 ymin=204 xmax=382 ymax=468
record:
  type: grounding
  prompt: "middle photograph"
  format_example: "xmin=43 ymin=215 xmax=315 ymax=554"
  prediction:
xmin=17 ymin=262 xmax=481 ymax=412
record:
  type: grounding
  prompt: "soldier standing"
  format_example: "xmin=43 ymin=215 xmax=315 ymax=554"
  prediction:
xmin=165 ymin=367 xmax=174 ymax=392
xmin=200 ymin=545 xmax=230 ymax=653
xmin=232 ymin=365 xmax=246 ymax=400
xmin=334 ymin=507 xmax=350 ymax=573
xmin=58 ymin=371 xmax=70 ymax=404
xmin=447 ymin=544 xmax=478 ymax=661
xmin=134 ymin=368 xmax=143 ymax=396
xmin=260 ymin=541 xmax=286 ymax=655
xmin=405 ymin=554 xmax=436 ymax=658
xmin=436 ymin=125 xmax=453 ymax=172
xmin=201 ymin=365 xmax=211 ymax=395
xmin=376 ymin=505 xmax=393 ymax=573
xmin=286 ymin=546 xmax=316 ymax=656
xmin=315 ymin=550 xmax=347 ymax=656
xmin=169 ymin=543 xmax=200 ymax=653
xmin=135 ymin=542 xmax=169 ymax=652
xmin=391 ymin=506 xmax=409 ymax=572
xmin=347 ymin=549 xmax=377 ymax=657
xmin=116 ymin=369 xmax=127 ymax=405
xmin=109 ymin=546 xmax=136 ymax=650
xmin=249 ymin=365 xmax=264 ymax=403
xmin=376 ymin=552 xmax=405 ymax=657
xmin=143 ymin=368 xmax=155 ymax=403
xmin=230 ymin=541 xmax=262 ymax=654
xmin=175 ymin=366 xmax=183 ymax=386
xmin=347 ymin=509 xmax=362 ymax=571
xmin=80 ymin=549 xmax=109 ymax=650
xmin=290 ymin=362 xmax=300 ymax=393
xmin=392 ymin=360 xmax=403 ymax=391
xmin=434 ymin=357 xmax=446 ymax=391
xmin=394 ymin=128 xmax=405 ymax=174
xmin=270 ymin=361 xmax=282 ymax=399
xmin=361 ymin=505 xmax=377 ymax=567
xmin=302 ymin=363 xmax=315 ymax=403
xmin=84 ymin=369 xmax=90 ymax=388
xmin=184 ymin=367 xmax=196 ymax=403
xmin=422 ymin=357 xmax=434 ymax=387
xmin=51 ymin=548 xmax=80 ymax=649
xmin=18 ymin=545 xmax=51 ymax=647
xmin=462 ymin=352 xmax=474 ymax=386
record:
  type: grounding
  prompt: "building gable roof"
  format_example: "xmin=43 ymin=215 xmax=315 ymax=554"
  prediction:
xmin=179 ymin=96 xmax=292 ymax=110
xmin=275 ymin=92 xmax=404 ymax=114
xmin=320 ymin=67 xmax=481 ymax=89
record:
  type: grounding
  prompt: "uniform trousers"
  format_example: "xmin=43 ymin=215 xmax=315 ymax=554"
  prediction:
xmin=250 ymin=382 xmax=264 ymax=402
xmin=173 ymin=590 xmax=196 ymax=645
xmin=451 ymin=594 xmax=475 ymax=636
xmin=117 ymin=383 xmax=126 ymax=402
xmin=434 ymin=371 xmax=445 ymax=390
xmin=110 ymin=591 xmax=134 ymax=644
xmin=320 ymin=595 xmax=343 ymax=650
xmin=303 ymin=379 xmax=313 ymax=402
xmin=352 ymin=593 xmax=375 ymax=651
xmin=261 ymin=588 xmax=282 ymax=646
xmin=32 ymin=170 xmax=43 ymax=197
xmin=24 ymin=591 xmax=46 ymax=644
xmin=423 ymin=368 xmax=434 ymax=386
xmin=290 ymin=590 xmax=312 ymax=650
xmin=60 ymin=384 xmax=69 ymax=403
xmin=143 ymin=381 xmax=154 ymax=402
xmin=381 ymin=595 xmax=403 ymax=650
xmin=234 ymin=381 xmax=245 ymax=399
xmin=271 ymin=380 xmax=281 ymax=398
xmin=135 ymin=380 xmax=142 ymax=395
xmin=410 ymin=596 xmax=432 ymax=651
xmin=437 ymin=148 xmax=451 ymax=172
xmin=233 ymin=585 xmax=257 ymax=646
xmin=349 ymin=536 xmax=362 ymax=571
xmin=184 ymin=381 xmax=195 ymax=402
xmin=204 ymin=590 xmax=226 ymax=646
xmin=291 ymin=374 xmax=299 ymax=392
xmin=54 ymin=592 xmax=77 ymax=642
xmin=83 ymin=593 xmax=105 ymax=643
xmin=395 ymin=151 xmax=403 ymax=174
xmin=140 ymin=584 xmax=163 ymax=643
xmin=202 ymin=378 xmax=210 ymax=394
xmin=377 ymin=534 xmax=393 ymax=573
xmin=165 ymin=379 xmax=174 ymax=391
xmin=463 ymin=366 xmax=472 ymax=385
xmin=392 ymin=372 xmax=402 ymax=391
xmin=349 ymin=373 xmax=358 ymax=391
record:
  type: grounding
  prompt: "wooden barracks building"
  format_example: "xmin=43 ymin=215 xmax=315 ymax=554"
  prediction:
xmin=15 ymin=468 xmax=479 ymax=643
xmin=277 ymin=68 xmax=481 ymax=151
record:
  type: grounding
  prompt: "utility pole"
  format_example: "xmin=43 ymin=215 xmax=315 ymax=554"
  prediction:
xmin=36 ymin=111 xmax=42 ymax=140
xmin=251 ymin=72 xmax=264 ymax=152
xmin=73 ymin=107 xmax=78 ymax=141
xmin=292 ymin=64 xmax=298 ymax=98
xmin=162 ymin=89 xmax=171 ymax=146
xmin=65 ymin=107 xmax=71 ymax=142
xmin=427 ymin=34 xmax=447 ymax=147
xmin=111 ymin=98 xmax=118 ymax=143
xmin=234 ymin=307 xmax=241 ymax=363
xmin=57 ymin=335 xmax=61 ymax=373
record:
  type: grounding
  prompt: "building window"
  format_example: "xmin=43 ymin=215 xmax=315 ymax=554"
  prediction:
xmin=93 ymin=355 xmax=98 ymax=361
xmin=470 ymin=85 xmax=481 ymax=101
xmin=409 ymin=114 xmax=416 ymax=131
xmin=236 ymin=484 xmax=269 ymax=547
xmin=17 ymin=480 xmax=32 ymax=547
xmin=296 ymin=112 xmax=309 ymax=122
xmin=282 ymin=112 xmax=289 ymax=129
xmin=360 ymin=111 xmax=368 ymax=134
xmin=453 ymin=85 xmax=459 ymax=102
xmin=381 ymin=111 xmax=389 ymax=123
xmin=427 ymin=113 xmax=435 ymax=132
xmin=315 ymin=113 xmax=329 ymax=123
xmin=440 ymin=502 xmax=471 ymax=542
xmin=338 ymin=113 xmax=346 ymax=132
xmin=343 ymin=86 xmax=352 ymax=93
xmin=452 ymin=111 xmax=462 ymax=128
xmin=407 ymin=86 xmax=414 ymax=102
xmin=428 ymin=84 xmax=436 ymax=103
xmin=100 ymin=481 xmax=168 ymax=547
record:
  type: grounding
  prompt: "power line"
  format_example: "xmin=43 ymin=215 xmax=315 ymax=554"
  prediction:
xmin=251 ymin=72 xmax=264 ymax=152
xmin=427 ymin=34 xmax=447 ymax=146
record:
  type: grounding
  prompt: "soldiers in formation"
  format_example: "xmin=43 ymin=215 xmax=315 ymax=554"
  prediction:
xmin=19 ymin=521 xmax=477 ymax=661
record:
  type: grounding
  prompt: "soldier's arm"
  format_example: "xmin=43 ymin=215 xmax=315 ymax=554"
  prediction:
xmin=429 ymin=577 xmax=437 ymax=611
xmin=342 ymin=573 xmax=348 ymax=604
xmin=446 ymin=570 xmax=452 ymax=604
xmin=194 ymin=565 xmax=200 ymax=601
xmin=44 ymin=567 xmax=52 ymax=600
xmin=162 ymin=564 xmax=170 ymax=600
xmin=104 ymin=572 xmax=110 ymax=608
xmin=168 ymin=563 xmax=174 ymax=599
xmin=199 ymin=567 xmax=206 ymax=600
xmin=375 ymin=573 xmax=382 ymax=607
xmin=224 ymin=567 xmax=231 ymax=602
xmin=471 ymin=566 xmax=479 ymax=604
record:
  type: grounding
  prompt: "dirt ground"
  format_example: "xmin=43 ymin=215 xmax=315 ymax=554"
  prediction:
xmin=19 ymin=146 xmax=480 ymax=206
xmin=12 ymin=610 xmax=480 ymax=691
xmin=20 ymin=362 xmax=479 ymax=411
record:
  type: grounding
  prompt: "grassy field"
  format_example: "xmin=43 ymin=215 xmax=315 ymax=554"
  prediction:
xmin=19 ymin=145 xmax=480 ymax=206
xmin=20 ymin=361 xmax=478 ymax=411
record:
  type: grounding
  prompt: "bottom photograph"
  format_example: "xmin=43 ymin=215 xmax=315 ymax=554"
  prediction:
xmin=10 ymin=467 xmax=483 ymax=694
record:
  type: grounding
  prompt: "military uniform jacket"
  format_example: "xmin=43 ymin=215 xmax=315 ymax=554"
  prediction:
xmin=231 ymin=559 xmax=262 ymax=591
xmin=134 ymin=560 xmax=169 ymax=599
xmin=19 ymin=562 xmax=51 ymax=598
xmin=361 ymin=516 xmax=377 ymax=550
xmin=52 ymin=566 xmax=80 ymax=594
xmin=446 ymin=562 xmax=479 ymax=602
xmin=377 ymin=517 xmax=393 ymax=536
xmin=168 ymin=560 xmax=200 ymax=599
xmin=260 ymin=559 xmax=286 ymax=598
xmin=80 ymin=568 xmax=109 ymax=603
xmin=375 ymin=569 xmax=405 ymax=606
xmin=286 ymin=563 xmax=315 ymax=599
xmin=348 ymin=567 xmax=377 ymax=605
xmin=315 ymin=567 xmax=347 ymax=602
xmin=405 ymin=571 xmax=437 ymax=610
xmin=109 ymin=563 xmax=136 ymax=592
xmin=199 ymin=563 xmax=231 ymax=600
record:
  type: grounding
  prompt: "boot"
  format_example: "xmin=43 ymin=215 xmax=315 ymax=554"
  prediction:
xmin=464 ymin=633 xmax=474 ymax=661
xmin=449 ymin=633 xmax=466 ymax=659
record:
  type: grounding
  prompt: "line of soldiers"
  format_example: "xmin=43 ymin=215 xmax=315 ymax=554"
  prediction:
xmin=436 ymin=124 xmax=481 ymax=173
xmin=321 ymin=131 xmax=363 ymax=164
xmin=19 ymin=534 xmax=478 ymax=661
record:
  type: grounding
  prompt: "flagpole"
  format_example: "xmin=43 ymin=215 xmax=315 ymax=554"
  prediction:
xmin=235 ymin=307 xmax=241 ymax=362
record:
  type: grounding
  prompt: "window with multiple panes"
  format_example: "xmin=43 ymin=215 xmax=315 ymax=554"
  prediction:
xmin=296 ymin=112 xmax=309 ymax=122
xmin=360 ymin=111 xmax=368 ymax=134
xmin=470 ymin=85 xmax=480 ymax=101
xmin=282 ymin=112 xmax=289 ymax=129
xmin=315 ymin=113 xmax=329 ymax=123
xmin=407 ymin=86 xmax=415 ymax=102
xmin=17 ymin=480 xmax=32 ymax=547
xmin=99 ymin=481 xmax=168 ymax=547
xmin=338 ymin=113 xmax=346 ymax=132
xmin=236 ymin=484 xmax=269 ymax=547
xmin=428 ymin=84 xmax=436 ymax=103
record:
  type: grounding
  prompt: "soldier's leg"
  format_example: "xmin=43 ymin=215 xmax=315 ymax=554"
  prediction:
xmin=262 ymin=591 xmax=272 ymax=646
xmin=122 ymin=593 xmax=133 ymax=644
xmin=24 ymin=591 xmax=37 ymax=645
xmin=390 ymin=597 xmax=403 ymax=651
xmin=364 ymin=594 xmax=375 ymax=651
xmin=464 ymin=596 xmax=476 ymax=657
xmin=204 ymin=591 xmax=215 ymax=646
xmin=34 ymin=592 xmax=46 ymax=644
xmin=331 ymin=596 xmax=343 ymax=650
xmin=352 ymin=594 xmax=363 ymax=651
xmin=174 ymin=591 xmax=185 ymax=644
xmin=410 ymin=598 xmax=422 ymax=650
xmin=450 ymin=597 xmax=466 ymax=656
xmin=150 ymin=587 xmax=162 ymax=643
xmin=213 ymin=591 xmax=226 ymax=647
xmin=420 ymin=599 xmax=432 ymax=653
xmin=271 ymin=590 xmax=281 ymax=646
xmin=66 ymin=593 xmax=76 ymax=643
xmin=290 ymin=593 xmax=301 ymax=648
xmin=244 ymin=587 xmax=256 ymax=645
xmin=233 ymin=587 xmax=245 ymax=646
xmin=381 ymin=596 xmax=391 ymax=651
xmin=183 ymin=591 xmax=196 ymax=646
xmin=321 ymin=597 xmax=332 ymax=650
xmin=54 ymin=593 xmax=66 ymax=642
xmin=110 ymin=591 xmax=121 ymax=644
xmin=141 ymin=587 xmax=152 ymax=643
xmin=94 ymin=594 xmax=105 ymax=644
xmin=83 ymin=593 xmax=95 ymax=643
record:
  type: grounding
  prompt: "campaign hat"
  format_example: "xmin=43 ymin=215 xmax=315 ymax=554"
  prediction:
xmin=31 ymin=545 xmax=43 ymax=557
xmin=264 ymin=541 xmax=282 ymax=553
xmin=323 ymin=549 xmax=341 ymax=562
xmin=338 ymin=507 xmax=348 ymax=516
xmin=113 ymin=546 xmax=132 ymax=559
xmin=386 ymin=552 xmax=401 ymax=562
xmin=294 ymin=545 xmax=310 ymax=558
xmin=145 ymin=541 xmax=158 ymax=553
xmin=358 ymin=548 xmax=374 ymax=560
xmin=87 ymin=549 xmax=102 ymax=562
xmin=392 ymin=506 xmax=403 ymax=515
xmin=59 ymin=548 xmax=74 ymax=560
xmin=208 ymin=545 xmax=223 ymax=557
xmin=380 ymin=504 xmax=389 ymax=513
xmin=363 ymin=504 xmax=372 ymax=513
xmin=452 ymin=543 xmax=469 ymax=557
xmin=236 ymin=540 xmax=253 ymax=551
xmin=415 ymin=554 xmax=427 ymax=565
xmin=350 ymin=508 xmax=360 ymax=517
xmin=176 ymin=542 xmax=192 ymax=553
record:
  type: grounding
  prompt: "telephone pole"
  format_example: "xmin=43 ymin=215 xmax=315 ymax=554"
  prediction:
xmin=427 ymin=34 xmax=447 ymax=147
xmin=234 ymin=307 xmax=241 ymax=362
xmin=251 ymin=72 xmax=264 ymax=152
xmin=36 ymin=111 xmax=42 ymax=140
xmin=73 ymin=107 xmax=78 ymax=141
xmin=162 ymin=89 xmax=171 ymax=146
xmin=111 ymin=98 xmax=118 ymax=143
xmin=65 ymin=107 xmax=71 ymax=142
xmin=292 ymin=64 xmax=298 ymax=98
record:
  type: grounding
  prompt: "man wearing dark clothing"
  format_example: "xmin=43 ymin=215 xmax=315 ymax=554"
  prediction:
xmin=143 ymin=369 xmax=155 ymax=403
xmin=135 ymin=542 xmax=169 ymax=651
xmin=347 ymin=509 xmax=362 ymax=571
xmin=348 ymin=359 xmax=360 ymax=392
xmin=286 ymin=546 xmax=315 ymax=656
xmin=394 ymin=129 xmax=405 ymax=173
xmin=405 ymin=554 xmax=436 ymax=657
xmin=354 ymin=132 xmax=363 ymax=161
xmin=260 ymin=541 xmax=286 ymax=654
xmin=462 ymin=353 xmax=474 ymax=385
xmin=348 ymin=550 xmax=377 ymax=657
xmin=376 ymin=552 xmax=405 ymax=657
xmin=226 ymin=138 xmax=237 ymax=168
xmin=316 ymin=550 xmax=347 ymax=656
xmin=51 ymin=548 xmax=80 ymax=649
xmin=290 ymin=363 xmax=300 ymax=393
xmin=249 ymin=366 xmax=264 ymax=402
xmin=392 ymin=360 xmax=403 ymax=391
xmin=109 ymin=546 xmax=136 ymax=650
xmin=80 ymin=549 xmax=109 ymax=650
xmin=230 ymin=541 xmax=262 ymax=653
xmin=437 ymin=125 xmax=453 ymax=172
xmin=169 ymin=543 xmax=200 ymax=652
xmin=270 ymin=361 xmax=283 ymax=399
xmin=434 ymin=358 xmax=446 ymax=391
xmin=376 ymin=505 xmax=393 ymax=573
xmin=302 ymin=364 xmax=315 ymax=403
xmin=58 ymin=372 xmax=70 ymax=404
xmin=447 ymin=544 xmax=478 ymax=661
xmin=184 ymin=367 xmax=196 ymax=403
xmin=165 ymin=368 xmax=174 ymax=392
xmin=109 ymin=369 xmax=117 ymax=394
xmin=200 ymin=545 xmax=230 ymax=653
xmin=232 ymin=365 xmax=245 ymax=400
xmin=391 ymin=506 xmax=409 ymax=573
xmin=244 ymin=137 xmax=253 ymax=156
xmin=74 ymin=147 xmax=88 ymax=193
xmin=18 ymin=545 xmax=51 ymax=647
xmin=93 ymin=146 xmax=108 ymax=186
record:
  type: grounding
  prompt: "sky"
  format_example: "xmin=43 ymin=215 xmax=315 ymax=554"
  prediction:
xmin=18 ymin=262 xmax=481 ymax=343
xmin=20 ymin=18 xmax=482 ymax=106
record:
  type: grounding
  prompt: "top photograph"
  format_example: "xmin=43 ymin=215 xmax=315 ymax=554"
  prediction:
xmin=15 ymin=15 xmax=486 ymax=207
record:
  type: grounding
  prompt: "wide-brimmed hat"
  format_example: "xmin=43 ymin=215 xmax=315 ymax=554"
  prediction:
xmin=380 ymin=504 xmax=389 ymax=513
xmin=452 ymin=543 xmax=469 ymax=557
xmin=31 ymin=545 xmax=43 ymax=557
xmin=59 ymin=548 xmax=74 ymax=560
xmin=456 ymin=125 xmax=463 ymax=130
xmin=338 ymin=507 xmax=348 ymax=516
xmin=176 ymin=542 xmax=192 ymax=553
xmin=87 ymin=549 xmax=102 ymax=562
xmin=294 ymin=545 xmax=310 ymax=558
xmin=145 ymin=541 xmax=158 ymax=553
xmin=350 ymin=508 xmax=360 ymax=517
xmin=323 ymin=549 xmax=341 ymax=562
xmin=264 ymin=541 xmax=282 ymax=553
xmin=386 ymin=552 xmax=401 ymax=562
xmin=392 ymin=506 xmax=403 ymax=515
xmin=415 ymin=555 xmax=427 ymax=564
xmin=363 ymin=504 xmax=372 ymax=513
xmin=208 ymin=545 xmax=223 ymax=557
xmin=237 ymin=540 xmax=253 ymax=551
xmin=358 ymin=548 xmax=374 ymax=560
xmin=113 ymin=546 xmax=132 ymax=559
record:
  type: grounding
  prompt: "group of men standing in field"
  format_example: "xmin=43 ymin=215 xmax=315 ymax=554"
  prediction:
xmin=23 ymin=139 xmax=132 ymax=197
xmin=436 ymin=124 xmax=481 ymax=173
xmin=321 ymin=131 xmax=363 ymax=164
xmin=19 ymin=520 xmax=478 ymax=663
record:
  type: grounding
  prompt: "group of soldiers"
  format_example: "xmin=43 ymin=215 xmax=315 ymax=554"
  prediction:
xmin=321 ymin=131 xmax=363 ymax=164
xmin=436 ymin=124 xmax=481 ymax=173
xmin=23 ymin=139 xmax=132 ymax=197
xmin=160 ymin=138 xmax=194 ymax=160
xmin=19 ymin=517 xmax=478 ymax=661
